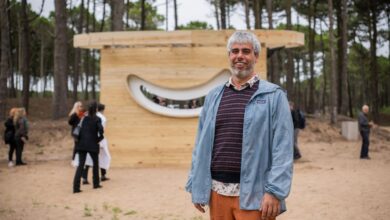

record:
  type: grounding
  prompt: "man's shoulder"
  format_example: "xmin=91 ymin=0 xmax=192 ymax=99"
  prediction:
xmin=207 ymin=84 xmax=225 ymax=96
xmin=258 ymin=79 xmax=284 ymax=94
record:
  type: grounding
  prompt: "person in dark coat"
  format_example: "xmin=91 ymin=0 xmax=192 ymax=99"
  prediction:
xmin=4 ymin=108 xmax=17 ymax=167
xmin=73 ymin=101 xmax=104 ymax=193
xmin=358 ymin=105 xmax=375 ymax=159
xmin=13 ymin=108 xmax=29 ymax=166
xmin=290 ymin=102 xmax=303 ymax=160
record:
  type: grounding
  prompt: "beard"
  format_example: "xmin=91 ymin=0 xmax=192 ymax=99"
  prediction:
xmin=230 ymin=63 xmax=254 ymax=79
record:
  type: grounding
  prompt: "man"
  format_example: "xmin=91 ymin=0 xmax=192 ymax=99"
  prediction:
xmin=358 ymin=105 xmax=374 ymax=159
xmin=186 ymin=31 xmax=293 ymax=220
xmin=290 ymin=102 xmax=303 ymax=160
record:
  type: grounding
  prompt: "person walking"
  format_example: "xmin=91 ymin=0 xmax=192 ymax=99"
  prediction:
xmin=358 ymin=105 xmax=374 ymax=159
xmin=4 ymin=108 xmax=17 ymax=167
xmin=185 ymin=31 xmax=294 ymax=220
xmin=73 ymin=101 xmax=104 ymax=193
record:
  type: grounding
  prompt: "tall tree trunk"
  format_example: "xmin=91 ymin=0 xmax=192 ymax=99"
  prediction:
xmin=295 ymin=56 xmax=301 ymax=107
xmin=7 ymin=0 xmax=16 ymax=98
xmin=214 ymin=0 xmax=220 ymax=30
xmin=165 ymin=0 xmax=168 ymax=31
xmin=320 ymin=21 xmax=327 ymax=114
xmin=253 ymin=0 xmax=260 ymax=29
xmin=111 ymin=0 xmax=124 ymax=31
xmin=100 ymin=0 xmax=106 ymax=31
xmin=336 ymin=2 xmax=342 ymax=114
xmin=387 ymin=8 xmax=390 ymax=107
xmin=266 ymin=0 xmax=272 ymax=81
xmin=244 ymin=0 xmax=250 ymax=29
xmin=0 ymin=0 xmax=10 ymax=119
xmin=285 ymin=0 xmax=294 ymax=101
xmin=307 ymin=0 xmax=316 ymax=114
xmin=73 ymin=0 xmax=84 ymax=103
xmin=84 ymin=0 xmax=90 ymax=100
xmin=53 ymin=0 xmax=68 ymax=119
xmin=328 ymin=0 xmax=337 ymax=124
xmin=266 ymin=0 xmax=279 ymax=85
xmin=369 ymin=1 xmax=379 ymax=122
xmin=140 ymin=0 xmax=146 ymax=30
xmin=266 ymin=0 xmax=272 ymax=29
xmin=91 ymin=0 xmax=97 ymax=100
xmin=226 ymin=2 xmax=230 ymax=28
xmin=126 ymin=0 xmax=130 ymax=29
xmin=173 ymin=0 xmax=178 ymax=30
xmin=39 ymin=39 xmax=45 ymax=97
xmin=20 ymin=0 xmax=30 ymax=112
xmin=341 ymin=0 xmax=349 ymax=116
xmin=220 ymin=0 xmax=227 ymax=29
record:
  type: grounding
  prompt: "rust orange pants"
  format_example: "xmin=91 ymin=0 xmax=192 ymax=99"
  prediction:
xmin=209 ymin=190 xmax=276 ymax=220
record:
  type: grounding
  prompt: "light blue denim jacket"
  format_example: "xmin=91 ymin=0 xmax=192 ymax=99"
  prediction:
xmin=185 ymin=79 xmax=293 ymax=212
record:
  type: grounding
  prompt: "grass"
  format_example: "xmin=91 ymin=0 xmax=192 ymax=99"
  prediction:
xmin=124 ymin=210 xmax=137 ymax=215
xmin=83 ymin=204 xmax=92 ymax=217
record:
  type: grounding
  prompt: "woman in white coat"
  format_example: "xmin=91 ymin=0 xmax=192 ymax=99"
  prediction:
xmin=82 ymin=103 xmax=111 ymax=183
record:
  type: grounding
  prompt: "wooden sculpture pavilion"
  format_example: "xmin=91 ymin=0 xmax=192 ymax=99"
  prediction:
xmin=74 ymin=30 xmax=304 ymax=167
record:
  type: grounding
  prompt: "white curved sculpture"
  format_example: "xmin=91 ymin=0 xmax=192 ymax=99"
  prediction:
xmin=127 ymin=70 xmax=231 ymax=118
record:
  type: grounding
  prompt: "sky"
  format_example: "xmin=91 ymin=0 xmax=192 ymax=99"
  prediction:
xmin=31 ymin=0 xmax=248 ymax=30
xmin=30 ymin=0 xmax=388 ymax=57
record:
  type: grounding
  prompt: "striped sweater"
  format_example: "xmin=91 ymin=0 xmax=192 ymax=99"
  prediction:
xmin=211 ymin=80 xmax=259 ymax=183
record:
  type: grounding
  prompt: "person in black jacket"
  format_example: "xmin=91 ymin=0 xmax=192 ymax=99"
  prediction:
xmin=4 ymin=108 xmax=17 ymax=167
xmin=290 ymin=102 xmax=303 ymax=160
xmin=358 ymin=105 xmax=375 ymax=159
xmin=13 ymin=108 xmax=29 ymax=166
xmin=73 ymin=101 xmax=104 ymax=193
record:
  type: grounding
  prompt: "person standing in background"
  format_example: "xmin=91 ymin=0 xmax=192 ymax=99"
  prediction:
xmin=4 ymin=108 xmax=18 ymax=167
xmin=68 ymin=101 xmax=85 ymax=163
xmin=73 ymin=101 xmax=104 ymax=193
xmin=289 ymin=101 xmax=304 ymax=160
xmin=13 ymin=108 xmax=29 ymax=166
xmin=358 ymin=105 xmax=375 ymax=159
xmin=83 ymin=103 xmax=111 ymax=182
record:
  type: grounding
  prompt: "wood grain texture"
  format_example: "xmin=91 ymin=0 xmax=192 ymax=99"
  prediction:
xmin=74 ymin=30 xmax=304 ymax=49
xmin=78 ymin=30 xmax=303 ymax=167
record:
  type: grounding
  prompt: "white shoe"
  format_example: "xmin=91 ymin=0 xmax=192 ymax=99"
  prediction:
xmin=8 ymin=161 xmax=14 ymax=167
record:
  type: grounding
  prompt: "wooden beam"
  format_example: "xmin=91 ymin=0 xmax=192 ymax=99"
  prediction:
xmin=74 ymin=30 xmax=304 ymax=50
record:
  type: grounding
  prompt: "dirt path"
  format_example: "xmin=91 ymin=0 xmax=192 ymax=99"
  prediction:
xmin=0 ymin=120 xmax=390 ymax=220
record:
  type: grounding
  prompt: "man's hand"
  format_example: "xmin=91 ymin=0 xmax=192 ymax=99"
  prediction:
xmin=194 ymin=203 xmax=206 ymax=213
xmin=260 ymin=193 xmax=280 ymax=220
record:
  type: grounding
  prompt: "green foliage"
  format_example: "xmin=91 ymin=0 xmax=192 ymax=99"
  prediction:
xmin=178 ymin=21 xmax=213 ymax=30
xmin=380 ymin=106 xmax=390 ymax=114
xmin=126 ymin=0 xmax=164 ymax=30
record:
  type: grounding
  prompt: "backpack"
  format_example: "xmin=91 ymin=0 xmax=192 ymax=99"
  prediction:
xmin=298 ymin=110 xmax=306 ymax=129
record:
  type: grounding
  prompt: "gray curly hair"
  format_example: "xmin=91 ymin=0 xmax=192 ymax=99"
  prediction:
xmin=227 ymin=31 xmax=261 ymax=55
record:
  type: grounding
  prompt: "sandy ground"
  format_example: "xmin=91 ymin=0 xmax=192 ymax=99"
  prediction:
xmin=0 ymin=118 xmax=390 ymax=220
